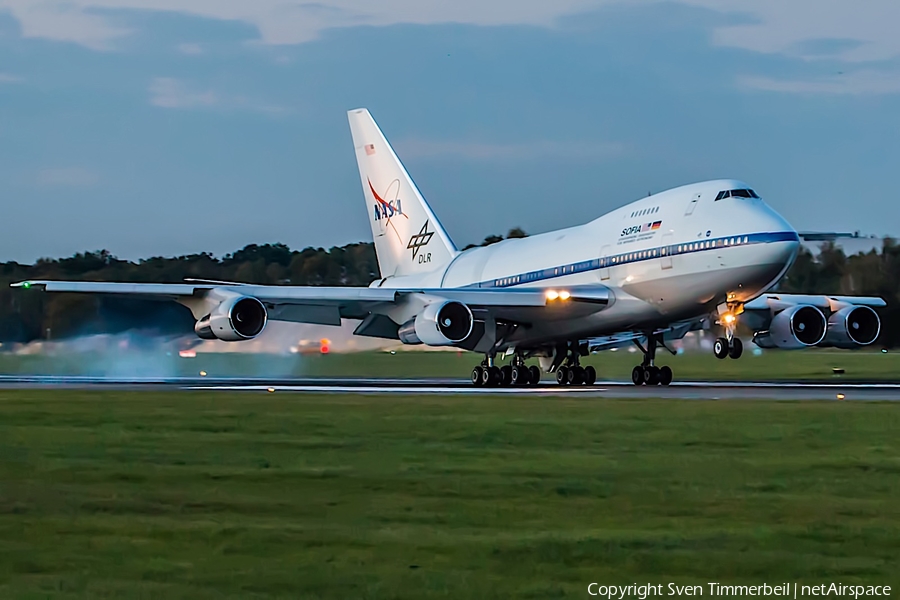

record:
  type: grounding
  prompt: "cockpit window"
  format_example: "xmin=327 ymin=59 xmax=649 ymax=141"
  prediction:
xmin=716 ymin=188 xmax=759 ymax=201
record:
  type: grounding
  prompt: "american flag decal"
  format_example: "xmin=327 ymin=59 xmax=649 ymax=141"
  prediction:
xmin=365 ymin=144 xmax=376 ymax=156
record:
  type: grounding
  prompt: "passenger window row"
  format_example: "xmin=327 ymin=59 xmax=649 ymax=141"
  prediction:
xmin=491 ymin=235 xmax=754 ymax=287
xmin=598 ymin=236 xmax=751 ymax=269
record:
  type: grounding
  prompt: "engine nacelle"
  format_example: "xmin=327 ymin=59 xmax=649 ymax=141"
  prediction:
xmin=823 ymin=305 xmax=881 ymax=348
xmin=397 ymin=300 xmax=473 ymax=346
xmin=753 ymin=304 xmax=826 ymax=349
xmin=194 ymin=296 xmax=267 ymax=341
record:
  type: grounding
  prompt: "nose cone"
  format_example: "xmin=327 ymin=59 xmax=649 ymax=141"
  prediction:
xmin=762 ymin=201 xmax=800 ymax=257
xmin=766 ymin=205 xmax=796 ymax=237
xmin=719 ymin=195 xmax=800 ymax=299
xmin=756 ymin=201 xmax=800 ymax=287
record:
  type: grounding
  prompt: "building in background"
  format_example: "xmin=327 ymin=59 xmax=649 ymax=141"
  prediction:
xmin=799 ymin=232 xmax=884 ymax=259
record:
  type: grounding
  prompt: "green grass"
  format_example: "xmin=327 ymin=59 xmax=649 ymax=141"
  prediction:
xmin=0 ymin=348 xmax=899 ymax=381
xmin=1 ymin=391 xmax=899 ymax=598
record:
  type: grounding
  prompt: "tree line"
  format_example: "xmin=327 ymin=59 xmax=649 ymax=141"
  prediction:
xmin=1 ymin=231 xmax=898 ymax=346
xmin=0 ymin=229 xmax=526 ymax=343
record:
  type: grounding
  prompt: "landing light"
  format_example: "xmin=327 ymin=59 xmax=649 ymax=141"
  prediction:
xmin=722 ymin=313 xmax=736 ymax=325
xmin=545 ymin=289 xmax=571 ymax=302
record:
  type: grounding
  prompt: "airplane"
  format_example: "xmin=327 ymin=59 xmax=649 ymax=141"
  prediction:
xmin=13 ymin=108 xmax=886 ymax=387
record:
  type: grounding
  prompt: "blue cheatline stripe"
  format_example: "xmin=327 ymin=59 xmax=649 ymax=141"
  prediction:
xmin=472 ymin=230 xmax=800 ymax=289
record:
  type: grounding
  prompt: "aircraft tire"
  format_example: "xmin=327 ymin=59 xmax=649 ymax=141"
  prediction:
xmin=714 ymin=337 xmax=729 ymax=359
xmin=644 ymin=365 xmax=660 ymax=385
xmin=659 ymin=365 xmax=673 ymax=386
xmin=631 ymin=366 xmax=644 ymax=385
xmin=472 ymin=366 xmax=485 ymax=387
xmin=568 ymin=366 xmax=584 ymax=385
xmin=511 ymin=365 xmax=528 ymax=386
xmin=583 ymin=365 xmax=597 ymax=385
xmin=556 ymin=366 xmax=569 ymax=385
xmin=487 ymin=366 xmax=502 ymax=387
xmin=728 ymin=337 xmax=743 ymax=359
xmin=500 ymin=365 xmax=513 ymax=387
xmin=529 ymin=366 xmax=542 ymax=385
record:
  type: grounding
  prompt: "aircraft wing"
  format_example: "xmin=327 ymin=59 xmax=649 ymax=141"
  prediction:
xmin=743 ymin=293 xmax=886 ymax=310
xmin=11 ymin=280 xmax=612 ymax=326
xmin=739 ymin=292 xmax=886 ymax=349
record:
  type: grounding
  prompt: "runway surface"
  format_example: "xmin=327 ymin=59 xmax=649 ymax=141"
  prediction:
xmin=0 ymin=375 xmax=899 ymax=400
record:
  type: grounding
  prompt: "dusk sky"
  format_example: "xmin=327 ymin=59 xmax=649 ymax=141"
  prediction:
xmin=1 ymin=1 xmax=898 ymax=262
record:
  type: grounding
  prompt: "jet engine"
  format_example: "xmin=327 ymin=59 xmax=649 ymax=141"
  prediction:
xmin=753 ymin=304 xmax=826 ymax=349
xmin=194 ymin=296 xmax=267 ymax=341
xmin=397 ymin=300 xmax=473 ymax=346
xmin=823 ymin=305 xmax=881 ymax=348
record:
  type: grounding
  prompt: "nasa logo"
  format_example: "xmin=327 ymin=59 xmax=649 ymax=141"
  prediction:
xmin=374 ymin=200 xmax=402 ymax=221
xmin=368 ymin=178 xmax=407 ymax=223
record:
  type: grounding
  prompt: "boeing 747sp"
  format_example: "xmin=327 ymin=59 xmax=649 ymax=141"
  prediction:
xmin=14 ymin=109 xmax=885 ymax=386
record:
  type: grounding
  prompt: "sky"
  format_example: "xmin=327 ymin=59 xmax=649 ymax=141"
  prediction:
xmin=1 ymin=0 xmax=899 ymax=263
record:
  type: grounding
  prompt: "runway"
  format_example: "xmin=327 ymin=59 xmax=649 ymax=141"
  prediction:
xmin=0 ymin=375 xmax=899 ymax=400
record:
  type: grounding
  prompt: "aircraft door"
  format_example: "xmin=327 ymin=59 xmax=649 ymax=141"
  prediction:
xmin=684 ymin=192 xmax=701 ymax=216
xmin=599 ymin=245 xmax=611 ymax=280
xmin=660 ymin=233 xmax=673 ymax=270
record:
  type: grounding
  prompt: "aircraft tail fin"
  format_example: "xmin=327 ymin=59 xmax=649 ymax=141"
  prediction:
xmin=348 ymin=108 xmax=457 ymax=279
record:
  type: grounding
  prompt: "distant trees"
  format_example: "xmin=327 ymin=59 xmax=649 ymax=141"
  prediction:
xmin=1 ymin=232 xmax=899 ymax=346
xmin=777 ymin=239 xmax=900 ymax=347
xmin=461 ymin=228 xmax=530 ymax=250
xmin=778 ymin=240 xmax=900 ymax=303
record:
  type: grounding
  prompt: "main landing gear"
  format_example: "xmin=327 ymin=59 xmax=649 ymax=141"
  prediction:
xmin=471 ymin=343 xmax=599 ymax=387
xmin=472 ymin=355 xmax=541 ymax=388
xmin=714 ymin=306 xmax=743 ymax=360
xmin=553 ymin=343 xmax=597 ymax=386
xmin=631 ymin=333 xmax=673 ymax=386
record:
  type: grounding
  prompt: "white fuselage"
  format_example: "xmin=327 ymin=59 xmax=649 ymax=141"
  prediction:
xmin=378 ymin=179 xmax=800 ymax=347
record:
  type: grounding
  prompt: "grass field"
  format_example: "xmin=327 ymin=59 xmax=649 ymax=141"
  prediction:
xmin=0 ymin=347 xmax=899 ymax=382
xmin=1 ymin=391 xmax=899 ymax=598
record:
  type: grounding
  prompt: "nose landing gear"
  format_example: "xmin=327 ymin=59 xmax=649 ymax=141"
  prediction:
xmin=714 ymin=305 xmax=744 ymax=360
xmin=713 ymin=336 xmax=743 ymax=359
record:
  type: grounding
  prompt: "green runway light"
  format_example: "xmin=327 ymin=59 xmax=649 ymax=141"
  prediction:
xmin=22 ymin=282 xmax=31 ymax=289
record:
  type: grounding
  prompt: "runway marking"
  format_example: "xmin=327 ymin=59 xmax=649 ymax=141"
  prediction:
xmin=2 ymin=375 xmax=900 ymax=389
xmin=0 ymin=375 xmax=898 ymax=400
